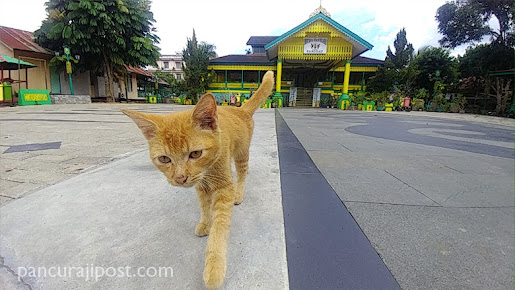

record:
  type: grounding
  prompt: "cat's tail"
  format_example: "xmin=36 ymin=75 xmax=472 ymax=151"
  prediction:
xmin=241 ymin=71 xmax=275 ymax=115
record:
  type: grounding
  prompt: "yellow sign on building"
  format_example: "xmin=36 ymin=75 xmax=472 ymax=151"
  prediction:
xmin=18 ymin=89 xmax=51 ymax=106
xmin=24 ymin=94 xmax=48 ymax=101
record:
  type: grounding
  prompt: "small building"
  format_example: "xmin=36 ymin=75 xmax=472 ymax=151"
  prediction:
xmin=0 ymin=25 xmax=153 ymax=103
xmin=125 ymin=65 xmax=154 ymax=101
xmin=0 ymin=25 xmax=53 ymax=93
xmin=147 ymin=54 xmax=184 ymax=81
xmin=207 ymin=7 xmax=383 ymax=107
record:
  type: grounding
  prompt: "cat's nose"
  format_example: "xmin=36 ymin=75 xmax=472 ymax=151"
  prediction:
xmin=175 ymin=175 xmax=188 ymax=185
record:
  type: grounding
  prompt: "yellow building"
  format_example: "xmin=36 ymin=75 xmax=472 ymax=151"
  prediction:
xmin=0 ymin=25 xmax=152 ymax=103
xmin=207 ymin=8 xmax=383 ymax=108
xmin=0 ymin=25 xmax=52 ymax=94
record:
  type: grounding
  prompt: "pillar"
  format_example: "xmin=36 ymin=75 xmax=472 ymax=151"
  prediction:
xmin=272 ymin=59 xmax=283 ymax=108
xmin=360 ymin=71 xmax=365 ymax=92
xmin=342 ymin=60 xmax=351 ymax=94
xmin=338 ymin=60 xmax=352 ymax=110
xmin=276 ymin=59 xmax=282 ymax=93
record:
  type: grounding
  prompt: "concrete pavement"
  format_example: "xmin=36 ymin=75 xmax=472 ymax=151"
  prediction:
xmin=1 ymin=104 xmax=513 ymax=289
xmin=1 ymin=105 xmax=287 ymax=289
xmin=0 ymin=104 xmax=191 ymax=206
xmin=278 ymin=108 xmax=514 ymax=289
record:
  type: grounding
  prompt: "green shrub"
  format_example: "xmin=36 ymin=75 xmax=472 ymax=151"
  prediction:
xmin=372 ymin=91 xmax=389 ymax=107
xmin=448 ymin=94 xmax=466 ymax=113
xmin=412 ymin=98 xmax=425 ymax=110
xmin=415 ymin=88 xmax=430 ymax=102
xmin=350 ymin=91 xmax=367 ymax=106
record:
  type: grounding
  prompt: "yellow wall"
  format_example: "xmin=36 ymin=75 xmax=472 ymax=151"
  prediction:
xmin=126 ymin=73 xmax=139 ymax=99
xmin=124 ymin=73 xmax=144 ymax=100
xmin=0 ymin=43 xmax=52 ymax=93
xmin=18 ymin=57 xmax=51 ymax=91
xmin=0 ymin=43 xmax=12 ymax=56
xmin=278 ymin=20 xmax=353 ymax=60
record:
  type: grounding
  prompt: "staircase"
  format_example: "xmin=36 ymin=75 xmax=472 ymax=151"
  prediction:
xmin=295 ymin=88 xmax=313 ymax=107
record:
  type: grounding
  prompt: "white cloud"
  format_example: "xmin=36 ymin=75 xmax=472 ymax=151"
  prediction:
xmin=2 ymin=0 xmax=467 ymax=60
xmin=0 ymin=0 xmax=47 ymax=32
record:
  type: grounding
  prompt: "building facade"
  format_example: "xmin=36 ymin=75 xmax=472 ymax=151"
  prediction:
xmin=0 ymin=26 xmax=53 ymax=94
xmin=207 ymin=8 xmax=383 ymax=108
xmin=0 ymin=25 xmax=153 ymax=103
xmin=146 ymin=54 xmax=184 ymax=80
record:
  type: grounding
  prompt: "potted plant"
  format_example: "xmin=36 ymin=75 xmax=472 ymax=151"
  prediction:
xmin=320 ymin=95 xmax=330 ymax=108
xmin=373 ymin=91 xmax=388 ymax=111
xmin=448 ymin=94 xmax=466 ymax=113
xmin=329 ymin=94 xmax=338 ymax=108
xmin=412 ymin=98 xmax=425 ymax=111
xmin=431 ymin=93 xmax=447 ymax=112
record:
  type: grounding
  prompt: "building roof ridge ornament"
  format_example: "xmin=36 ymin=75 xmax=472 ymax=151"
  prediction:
xmin=309 ymin=1 xmax=331 ymax=18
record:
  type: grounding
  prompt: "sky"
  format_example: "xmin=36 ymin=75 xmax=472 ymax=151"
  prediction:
xmin=1 ymin=0 xmax=472 ymax=60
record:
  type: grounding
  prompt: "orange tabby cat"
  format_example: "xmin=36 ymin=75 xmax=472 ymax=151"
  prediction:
xmin=121 ymin=71 xmax=274 ymax=289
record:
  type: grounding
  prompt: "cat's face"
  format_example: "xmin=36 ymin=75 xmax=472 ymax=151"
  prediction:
xmin=122 ymin=94 xmax=220 ymax=188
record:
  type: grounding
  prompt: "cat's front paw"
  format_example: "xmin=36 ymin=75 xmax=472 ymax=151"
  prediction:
xmin=195 ymin=223 xmax=210 ymax=237
xmin=203 ymin=257 xmax=226 ymax=289
xmin=234 ymin=195 xmax=243 ymax=205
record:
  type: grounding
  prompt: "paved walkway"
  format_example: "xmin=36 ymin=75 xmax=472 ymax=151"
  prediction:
xmin=278 ymin=108 xmax=514 ymax=289
xmin=0 ymin=104 xmax=190 ymax=206
xmin=1 ymin=104 xmax=513 ymax=289
xmin=1 ymin=106 xmax=287 ymax=289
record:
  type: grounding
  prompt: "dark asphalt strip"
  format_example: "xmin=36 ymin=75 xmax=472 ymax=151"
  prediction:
xmin=275 ymin=110 xmax=400 ymax=290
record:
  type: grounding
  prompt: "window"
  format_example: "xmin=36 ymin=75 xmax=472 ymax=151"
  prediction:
xmin=176 ymin=74 xmax=181 ymax=80
xmin=334 ymin=72 xmax=344 ymax=84
xmin=252 ymin=46 xmax=265 ymax=54
xmin=349 ymin=73 xmax=362 ymax=85
xmin=164 ymin=62 xmax=169 ymax=69
xmin=228 ymin=71 xmax=242 ymax=82
xmin=214 ymin=70 xmax=225 ymax=82
xmin=243 ymin=71 xmax=258 ymax=83
xmin=175 ymin=62 xmax=181 ymax=69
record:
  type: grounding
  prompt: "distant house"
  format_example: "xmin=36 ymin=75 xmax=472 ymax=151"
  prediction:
xmin=146 ymin=54 xmax=184 ymax=80
xmin=0 ymin=25 xmax=153 ymax=102
xmin=124 ymin=65 xmax=154 ymax=100
xmin=0 ymin=25 xmax=53 ymax=93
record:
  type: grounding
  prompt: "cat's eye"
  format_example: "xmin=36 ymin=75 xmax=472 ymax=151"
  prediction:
xmin=189 ymin=150 xmax=202 ymax=159
xmin=157 ymin=155 xmax=171 ymax=163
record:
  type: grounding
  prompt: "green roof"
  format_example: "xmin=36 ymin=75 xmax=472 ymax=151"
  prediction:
xmin=264 ymin=13 xmax=373 ymax=51
xmin=0 ymin=54 xmax=37 ymax=70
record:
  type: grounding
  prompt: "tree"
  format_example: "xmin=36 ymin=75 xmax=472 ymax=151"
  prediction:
xmin=154 ymin=70 xmax=185 ymax=96
xmin=386 ymin=28 xmax=414 ymax=69
xmin=367 ymin=60 xmax=398 ymax=93
xmin=155 ymin=70 xmax=176 ymax=87
xmin=459 ymin=44 xmax=514 ymax=115
xmin=368 ymin=29 xmax=415 ymax=94
xmin=436 ymin=0 xmax=514 ymax=48
xmin=35 ymin=0 xmax=160 ymax=102
xmin=182 ymin=30 xmax=216 ymax=102
xmin=413 ymin=47 xmax=458 ymax=94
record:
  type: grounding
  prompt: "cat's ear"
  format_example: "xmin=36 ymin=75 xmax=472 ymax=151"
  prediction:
xmin=121 ymin=109 xmax=159 ymax=139
xmin=192 ymin=94 xmax=218 ymax=130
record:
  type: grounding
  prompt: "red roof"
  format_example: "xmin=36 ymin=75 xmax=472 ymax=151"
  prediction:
xmin=0 ymin=26 xmax=50 ymax=54
xmin=125 ymin=65 xmax=153 ymax=77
